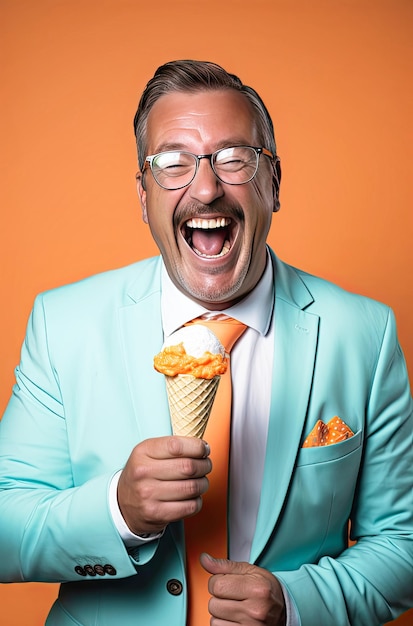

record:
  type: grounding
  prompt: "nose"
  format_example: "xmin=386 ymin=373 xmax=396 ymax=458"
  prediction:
xmin=188 ymin=156 xmax=224 ymax=204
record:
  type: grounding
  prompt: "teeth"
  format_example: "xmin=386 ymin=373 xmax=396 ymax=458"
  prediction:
xmin=186 ymin=217 xmax=230 ymax=229
xmin=193 ymin=240 xmax=231 ymax=258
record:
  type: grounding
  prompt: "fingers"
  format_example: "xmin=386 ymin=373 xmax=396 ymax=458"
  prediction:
xmin=138 ymin=476 xmax=210 ymax=504
xmin=117 ymin=436 xmax=212 ymax=535
xmin=131 ymin=454 xmax=212 ymax=482
xmin=144 ymin=436 xmax=210 ymax=461
xmin=126 ymin=437 xmax=212 ymax=482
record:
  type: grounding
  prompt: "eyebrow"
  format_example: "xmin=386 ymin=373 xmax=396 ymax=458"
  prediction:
xmin=152 ymin=138 xmax=255 ymax=155
xmin=153 ymin=142 xmax=188 ymax=153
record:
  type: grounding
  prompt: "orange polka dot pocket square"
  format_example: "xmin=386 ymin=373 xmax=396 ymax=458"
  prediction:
xmin=302 ymin=416 xmax=355 ymax=448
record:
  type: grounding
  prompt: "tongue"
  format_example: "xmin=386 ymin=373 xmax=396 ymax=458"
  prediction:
xmin=191 ymin=228 xmax=227 ymax=256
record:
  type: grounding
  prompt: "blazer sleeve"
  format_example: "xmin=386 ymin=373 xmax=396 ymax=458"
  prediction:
xmin=276 ymin=307 xmax=413 ymax=626
xmin=0 ymin=295 xmax=158 ymax=583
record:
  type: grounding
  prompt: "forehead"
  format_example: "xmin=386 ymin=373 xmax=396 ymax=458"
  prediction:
xmin=146 ymin=89 xmax=259 ymax=153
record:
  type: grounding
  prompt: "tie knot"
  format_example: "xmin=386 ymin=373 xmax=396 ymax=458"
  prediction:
xmin=186 ymin=317 xmax=247 ymax=353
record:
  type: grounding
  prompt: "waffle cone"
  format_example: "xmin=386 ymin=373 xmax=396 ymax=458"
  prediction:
xmin=165 ymin=374 xmax=220 ymax=438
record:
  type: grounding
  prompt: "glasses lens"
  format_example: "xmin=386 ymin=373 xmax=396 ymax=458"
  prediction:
xmin=213 ymin=147 xmax=258 ymax=184
xmin=151 ymin=151 xmax=197 ymax=190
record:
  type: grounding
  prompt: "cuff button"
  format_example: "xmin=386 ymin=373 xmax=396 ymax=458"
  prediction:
xmin=74 ymin=566 xmax=86 ymax=577
xmin=166 ymin=579 xmax=183 ymax=596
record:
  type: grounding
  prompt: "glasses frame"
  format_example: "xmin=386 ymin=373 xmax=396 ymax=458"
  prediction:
xmin=142 ymin=146 xmax=275 ymax=190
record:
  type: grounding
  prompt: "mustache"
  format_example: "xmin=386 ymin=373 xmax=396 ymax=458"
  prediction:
xmin=174 ymin=200 xmax=244 ymax=226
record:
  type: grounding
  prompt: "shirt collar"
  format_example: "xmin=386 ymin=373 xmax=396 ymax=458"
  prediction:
xmin=161 ymin=247 xmax=274 ymax=338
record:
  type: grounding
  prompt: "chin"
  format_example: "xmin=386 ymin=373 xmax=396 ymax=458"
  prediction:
xmin=178 ymin=273 xmax=247 ymax=308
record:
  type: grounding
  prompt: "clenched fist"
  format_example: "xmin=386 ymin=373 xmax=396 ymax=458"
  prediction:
xmin=201 ymin=553 xmax=286 ymax=625
xmin=117 ymin=436 xmax=212 ymax=535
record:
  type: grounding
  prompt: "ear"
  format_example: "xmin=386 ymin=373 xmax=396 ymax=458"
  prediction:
xmin=136 ymin=172 xmax=148 ymax=223
xmin=272 ymin=158 xmax=281 ymax=212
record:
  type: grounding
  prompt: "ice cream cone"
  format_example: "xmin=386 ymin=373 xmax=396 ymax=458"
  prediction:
xmin=165 ymin=374 xmax=220 ymax=438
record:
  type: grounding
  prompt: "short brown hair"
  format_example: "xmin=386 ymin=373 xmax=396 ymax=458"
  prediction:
xmin=133 ymin=60 xmax=277 ymax=171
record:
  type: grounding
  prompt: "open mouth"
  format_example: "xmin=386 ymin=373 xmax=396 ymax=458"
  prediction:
xmin=183 ymin=217 xmax=233 ymax=258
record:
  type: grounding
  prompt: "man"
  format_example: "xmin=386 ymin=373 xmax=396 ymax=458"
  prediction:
xmin=0 ymin=60 xmax=412 ymax=625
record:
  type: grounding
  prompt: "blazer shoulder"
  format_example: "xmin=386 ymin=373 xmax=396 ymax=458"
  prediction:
xmin=273 ymin=254 xmax=393 ymax=342
xmin=296 ymin=266 xmax=393 ymax=340
xmin=286 ymin=261 xmax=388 ymax=312
xmin=38 ymin=256 xmax=162 ymax=310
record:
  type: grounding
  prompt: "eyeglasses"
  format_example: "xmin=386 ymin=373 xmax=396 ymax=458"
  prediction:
xmin=142 ymin=145 xmax=275 ymax=190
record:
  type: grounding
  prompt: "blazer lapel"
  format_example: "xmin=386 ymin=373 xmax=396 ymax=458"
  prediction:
xmin=250 ymin=255 xmax=319 ymax=562
xmin=118 ymin=258 xmax=172 ymax=441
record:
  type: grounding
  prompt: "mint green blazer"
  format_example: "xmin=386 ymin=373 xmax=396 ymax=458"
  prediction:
xmin=0 ymin=252 xmax=412 ymax=625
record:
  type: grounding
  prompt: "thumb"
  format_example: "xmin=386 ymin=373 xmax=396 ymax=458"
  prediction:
xmin=200 ymin=553 xmax=251 ymax=575
xmin=200 ymin=553 xmax=231 ymax=574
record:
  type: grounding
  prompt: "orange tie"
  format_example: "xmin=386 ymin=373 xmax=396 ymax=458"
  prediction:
xmin=184 ymin=317 xmax=247 ymax=625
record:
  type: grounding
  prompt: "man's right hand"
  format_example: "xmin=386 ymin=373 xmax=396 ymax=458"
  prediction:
xmin=117 ymin=436 xmax=212 ymax=535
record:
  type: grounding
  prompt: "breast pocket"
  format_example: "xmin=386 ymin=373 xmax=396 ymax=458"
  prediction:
xmin=263 ymin=430 xmax=363 ymax=570
xmin=293 ymin=429 xmax=363 ymax=526
xmin=296 ymin=428 xmax=363 ymax=467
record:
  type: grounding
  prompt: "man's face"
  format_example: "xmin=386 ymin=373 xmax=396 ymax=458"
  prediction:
xmin=137 ymin=89 xmax=278 ymax=310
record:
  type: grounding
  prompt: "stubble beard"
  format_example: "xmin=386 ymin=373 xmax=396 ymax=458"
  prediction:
xmin=174 ymin=253 xmax=251 ymax=307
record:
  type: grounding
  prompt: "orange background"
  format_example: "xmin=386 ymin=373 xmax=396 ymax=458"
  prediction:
xmin=1 ymin=1 xmax=412 ymax=624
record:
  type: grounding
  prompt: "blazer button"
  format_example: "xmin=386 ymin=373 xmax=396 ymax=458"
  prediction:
xmin=103 ymin=564 xmax=117 ymax=576
xmin=84 ymin=565 xmax=96 ymax=576
xmin=94 ymin=564 xmax=105 ymax=576
xmin=166 ymin=579 xmax=183 ymax=596
xmin=74 ymin=565 xmax=86 ymax=577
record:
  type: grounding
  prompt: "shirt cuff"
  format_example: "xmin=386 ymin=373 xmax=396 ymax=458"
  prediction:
xmin=280 ymin=581 xmax=300 ymax=626
xmin=109 ymin=470 xmax=165 ymax=548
